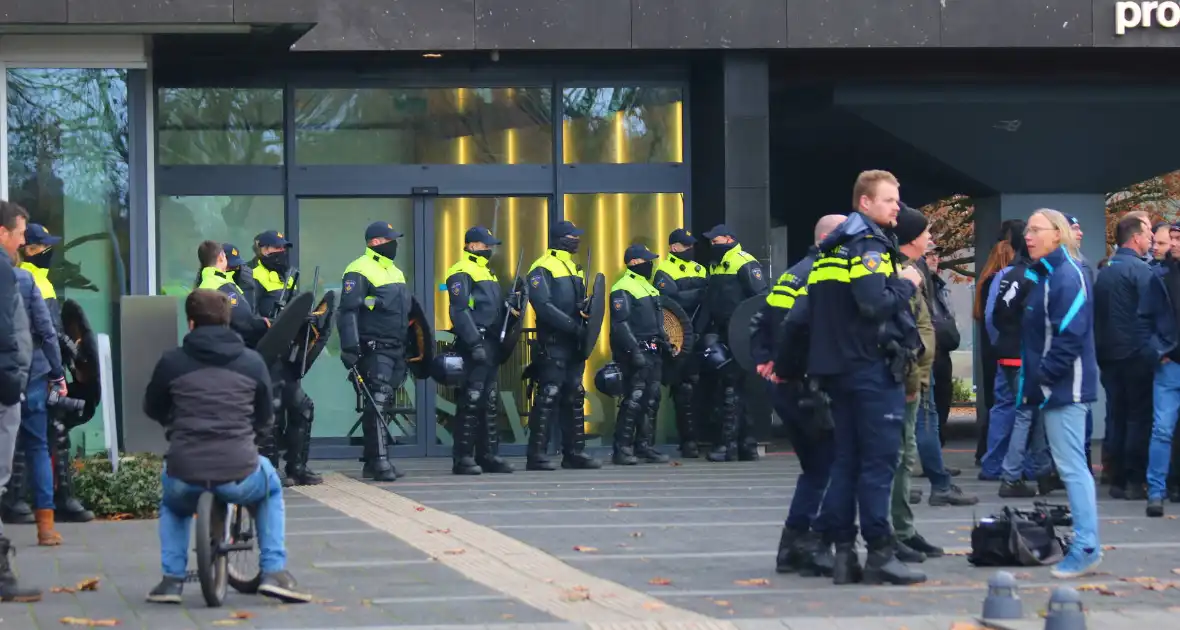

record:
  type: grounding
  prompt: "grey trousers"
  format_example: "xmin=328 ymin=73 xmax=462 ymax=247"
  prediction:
xmin=0 ymin=403 xmax=20 ymax=533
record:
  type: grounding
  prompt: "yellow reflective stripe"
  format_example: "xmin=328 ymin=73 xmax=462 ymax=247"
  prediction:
xmin=766 ymin=293 xmax=795 ymax=309
xmin=849 ymin=259 xmax=896 ymax=279
xmin=808 ymin=266 xmax=850 ymax=284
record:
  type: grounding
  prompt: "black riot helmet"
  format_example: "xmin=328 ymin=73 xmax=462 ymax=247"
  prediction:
xmin=700 ymin=333 xmax=734 ymax=372
xmin=430 ymin=352 xmax=465 ymax=387
xmin=594 ymin=362 xmax=626 ymax=397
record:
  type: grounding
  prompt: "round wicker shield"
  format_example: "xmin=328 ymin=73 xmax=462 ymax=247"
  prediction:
xmin=662 ymin=302 xmax=689 ymax=356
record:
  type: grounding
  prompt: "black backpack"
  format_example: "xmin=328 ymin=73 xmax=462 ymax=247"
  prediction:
xmin=968 ymin=504 xmax=1068 ymax=567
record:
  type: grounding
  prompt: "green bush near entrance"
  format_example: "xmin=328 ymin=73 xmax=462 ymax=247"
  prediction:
xmin=72 ymin=453 xmax=163 ymax=520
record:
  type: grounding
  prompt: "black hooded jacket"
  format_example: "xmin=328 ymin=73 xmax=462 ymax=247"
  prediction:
xmin=143 ymin=325 xmax=273 ymax=484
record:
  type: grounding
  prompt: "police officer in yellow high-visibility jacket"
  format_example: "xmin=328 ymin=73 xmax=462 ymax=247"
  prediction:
xmin=249 ymin=230 xmax=321 ymax=487
xmin=337 ymin=222 xmax=410 ymax=483
xmin=196 ymin=241 xmax=270 ymax=348
xmin=803 ymin=171 xmax=926 ymax=587
xmin=444 ymin=226 xmax=514 ymax=476
xmin=525 ymin=220 xmax=602 ymax=472
xmin=699 ymin=224 xmax=768 ymax=463
xmin=610 ymin=244 xmax=671 ymax=466
xmin=653 ymin=229 xmax=708 ymax=457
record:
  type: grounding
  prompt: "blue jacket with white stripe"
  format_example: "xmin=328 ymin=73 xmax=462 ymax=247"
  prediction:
xmin=1019 ymin=246 xmax=1099 ymax=410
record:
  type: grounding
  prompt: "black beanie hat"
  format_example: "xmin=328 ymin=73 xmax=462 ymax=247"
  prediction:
xmin=893 ymin=204 xmax=929 ymax=246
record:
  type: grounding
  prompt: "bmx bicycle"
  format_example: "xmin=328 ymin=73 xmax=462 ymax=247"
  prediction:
xmin=188 ymin=491 xmax=262 ymax=607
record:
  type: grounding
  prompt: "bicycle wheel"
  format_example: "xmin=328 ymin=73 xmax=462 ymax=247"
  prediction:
xmin=226 ymin=505 xmax=262 ymax=594
xmin=195 ymin=492 xmax=229 ymax=607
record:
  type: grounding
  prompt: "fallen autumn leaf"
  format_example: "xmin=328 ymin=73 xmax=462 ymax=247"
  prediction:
xmin=59 ymin=619 xmax=120 ymax=627
xmin=77 ymin=577 xmax=100 ymax=591
xmin=573 ymin=545 xmax=598 ymax=553
xmin=51 ymin=586 xmax=77 ymax=594
xmin=443 ymin=548 xmax=466 ymax=555
xmin=230 ymin=611 xmax=255 ymax=619
xmin=734 ymin=578 xmax=770 ymax=587
xmin=648 ymin=577 xmax=672 ymax=586
xmin=714 ymin=600 xmax=731 ymax=606
xmin=414 ymin=506 xmax=426 ymax=512
xmin=613 ymin=502 xmax=638 ymax=508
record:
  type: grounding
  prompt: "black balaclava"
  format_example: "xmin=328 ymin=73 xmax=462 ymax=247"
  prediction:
xmin=711 ymin=240 xmax=737 ymax=259
xmin=673 ymin=248 xmax=694 ymax=262
xmin=373 ymin=240 xmax=398 ymax=261
xmin=261 ymin=249 xmax=290 ymax=274
xmin=467 ymin=246 xmax=492 ymax=261
xmin=554 ymin=235 xmax=579 ymax=254
xmin=23 ymin=248 xmax=53 ymax=270
xmin=630 ymin=261 xmax=654 ymax=280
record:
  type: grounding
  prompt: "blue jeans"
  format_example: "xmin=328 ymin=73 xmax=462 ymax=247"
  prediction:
xmin=1000 ymin=367 xmax=1052 ymax=482
xmin=814 ymin=363 xmax=904 ymax=544
xmin=1148 ymin=361 xmax=1180 ymax=500
xmin=982 ymin=368 xmax=1015 ymax=479
xmin=159 ymin=458 xmax=286 ymax=579
xmin=1043 ymin=403 xmax=1100 ymax=553
xmin=18 ymin=377 xmax=54 ymax=510
xmin=771 ymin=382 xmax=833 ymax=533
xmin=916 ymin=370 xmax=951 ymax=493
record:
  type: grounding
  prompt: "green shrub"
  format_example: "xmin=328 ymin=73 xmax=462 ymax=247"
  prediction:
xmin=72 ymin=453 xmax=163 ymax=519
xmin=951 ymin=377 xmax=975 ymax=403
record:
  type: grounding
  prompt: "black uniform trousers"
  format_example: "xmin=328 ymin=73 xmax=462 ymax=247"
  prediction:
xmin=270 ymin=362 xmax=314 ymax=473
xmin=772 ymin=380 xmax=833 ymax=534
xmin=814 ymin=362 xmax=905 ymax=545
xmin=358 ymin=350 xmax=406 ymax=463
xmin=613 ymin=349 xmax=663 ymax=451
xmin=708 ymin=324 xmax=755 ymax=450
xmin=669 ymin=350 xmax=701 ymax=447
xmin=528 ymin=340 xmax=588 ymax=458
xmin=1101 ymin=356 xmax=1156 ymax=489
xmin=454 ymin=341 xmax=503 ymax=462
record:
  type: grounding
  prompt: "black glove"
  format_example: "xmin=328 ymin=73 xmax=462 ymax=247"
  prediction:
xmin=1023 ymin=382 xmax=1046 ymax=407
xmin=630 ymin=349 xmax=649 ymax=369
xmin=470 ymin=342 xmax=489 ymax=365
xmin=341 ymin=348 xmax=360 ymax=369
xmin=0 ymin=373 xmax=20 ymax=407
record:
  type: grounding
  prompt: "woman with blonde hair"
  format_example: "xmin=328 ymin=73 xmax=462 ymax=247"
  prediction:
xmin=1020 ymin=208 xmax=1101 ymax=578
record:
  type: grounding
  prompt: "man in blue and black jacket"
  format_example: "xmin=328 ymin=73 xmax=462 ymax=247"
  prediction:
xmin=1093 ymin=211 xmax=1169 ymax=501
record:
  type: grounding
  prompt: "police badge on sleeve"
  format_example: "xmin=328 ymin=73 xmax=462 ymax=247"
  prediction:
xmin=344 ymin=279 xmax=356 ymax=294
xmin=862 ymin=251 xmax=882 ymax=272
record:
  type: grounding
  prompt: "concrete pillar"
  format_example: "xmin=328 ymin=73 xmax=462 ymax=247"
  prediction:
xmin=973 ymin=193 xmax=1107 ymax=440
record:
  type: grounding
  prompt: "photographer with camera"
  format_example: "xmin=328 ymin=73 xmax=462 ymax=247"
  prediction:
xmin=12 ymin=245 xmax=67 ymax=546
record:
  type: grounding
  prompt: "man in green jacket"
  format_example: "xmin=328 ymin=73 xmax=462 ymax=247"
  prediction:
xmin=889 ymin=206 xmax=943 ymax=567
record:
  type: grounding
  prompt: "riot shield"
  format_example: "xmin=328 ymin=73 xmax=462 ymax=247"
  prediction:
xmin=255 ymin=291 xmax=313 ymax=366
xmin=579 ymin=273 xmax=606 ymax=361
xmin=496 ymin=275 xmax=529 ymax=365
xmin=661 ymin=299 xmax=694 ymax=358
xmin=60 ymin=299 xmax=101 ymax=424
xmin=406 ymin=296 xmax=435 ymax=380
xmin=294 ymin=290 xmax=337 ymax=377
xmin=727 ymin=295 xmax=765 ymax=372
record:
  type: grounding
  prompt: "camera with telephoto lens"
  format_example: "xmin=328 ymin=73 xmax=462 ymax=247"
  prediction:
xmin=47 ymin=390 xmax=86 ymax=413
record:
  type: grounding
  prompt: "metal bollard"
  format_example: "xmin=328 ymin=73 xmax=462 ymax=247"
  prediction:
xmin=1043 ymin=587 xmax=1086 ymax=630
xmin=982 ymin=570 xmax=1023 ymax=620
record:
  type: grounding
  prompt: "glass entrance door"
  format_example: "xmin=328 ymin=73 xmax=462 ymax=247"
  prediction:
xmin=298 ymin=196 xmax=428 ymax=458
xmin=426 ymin=196 xmax=550 ymax=457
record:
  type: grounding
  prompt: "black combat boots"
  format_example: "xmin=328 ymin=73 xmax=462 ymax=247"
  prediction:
xmin=0 ymin=454 xmax=34 ymax=525
xmin=831 ymin=542 xmax=863 ymax=585
xmin=863 ymin=537 xmax=927 ymax=585
xmin=475 ymin=392 xmax=514 ymax=473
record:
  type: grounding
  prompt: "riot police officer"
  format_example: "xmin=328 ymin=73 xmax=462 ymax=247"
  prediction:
xmin=1 ymin=223 xmax=94 ymax=525
xmin=195 ymin=241 xmax=270 ymax=347
xmin=525 ymin=220 xmax=601 ymax=471
xmin=753 ymin=215 xmax=846 ymax=577
xmin=610 ymin=244 xmax=670 ymax=465
xmin=653 ymin=228 xmax=707 ymax=457
xmin=803 ymin=170 xmax=926 ymax=586
xmin=250 ymin=230 xmax=321 ymax=487
xmin=338 ymin=222 xmax=410 ymax=482
xmin=700 ymin=224 xmax=768 ymax=462
xmin=445 ymin=226 xmax=514 ymax=476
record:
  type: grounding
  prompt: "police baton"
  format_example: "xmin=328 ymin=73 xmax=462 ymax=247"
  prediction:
xmin=500 ymin=246 xmax=525 ymax=344
xmin=347 ymin=366 xmax=407 ymax=437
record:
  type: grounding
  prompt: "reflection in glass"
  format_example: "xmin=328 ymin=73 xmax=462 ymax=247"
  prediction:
xmin=155 ymin=195 xmax=284 ymax=336
xmin=298 ymin=198 xmax=418 ymax=442
xmin=562 ymin=87 xmax=684 ymax=164
xmin=295 ymin=88 xmax=553 ymax=165
xmin=432 ymin=197 xmax=548 ymax=449
xmin=7 ymin=68 xmax=133 ymax=454
xmin=157 ymin=88 xmax=284 ymax=165
xmin=563 ymin=193 xmax=684 ymax=444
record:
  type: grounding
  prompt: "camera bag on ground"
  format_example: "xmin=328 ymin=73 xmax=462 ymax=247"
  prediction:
xmin=967 ymin=504 xmax=1068 ymax=567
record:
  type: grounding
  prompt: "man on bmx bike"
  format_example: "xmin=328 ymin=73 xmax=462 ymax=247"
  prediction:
xmin=142 ymin=289 xmax=312 ymax=604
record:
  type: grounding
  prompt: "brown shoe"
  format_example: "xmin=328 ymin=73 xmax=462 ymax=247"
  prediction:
xmin=35 ymin=509 xmax=62 ymax=547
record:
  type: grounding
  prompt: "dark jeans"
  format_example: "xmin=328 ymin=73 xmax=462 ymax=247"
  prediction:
xmin=770 ymin=381 xmax=833 ymax=534
xmin=814 ymin=363 xmax=904 ymax=545
xmin=933 ymin=353 xmax=953 ymax=446
xmin=1101 ymin=356 xmax=1156 ymax=488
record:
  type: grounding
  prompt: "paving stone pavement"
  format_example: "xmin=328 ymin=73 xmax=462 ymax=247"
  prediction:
xmin=0 ymin=442 xmax=1177 ymax=628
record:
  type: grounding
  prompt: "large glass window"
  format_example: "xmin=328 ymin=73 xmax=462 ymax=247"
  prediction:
xmin=157 ymin=88 xmax=284 ymax=166
xmin=563 ymin=193 xmax=684 ymax=444
xmin=7 ymin=68 xmax=133 ymax=454
xmin=155 ymin=195 xmax=284 ymax=337
xmin=431 ymin=196 xmax=548 ymax=450
xmin=294 ymin=88 xmax=553 ymax=165
xmin=297 ymin=198 xmax=418 ymax=443
xmin=562 ymin=87 xmax=684 ymax=164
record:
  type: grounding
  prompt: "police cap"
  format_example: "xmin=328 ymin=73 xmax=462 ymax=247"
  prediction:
xmin=24 ymin=223 xmax=61 ymax=247
xmin=222 ymin=243 xmax=244 ymax=268
xmin=465 ymin=225 xmax=502 ymax=246
xmin=623 ymin=244 xmax=658 ymax=263
xmin=255 ymin=230 xmax=292 ymax=249
xmin=365 ymin=221 xmax=403 ymax=241
xmin=703 ymin=224 xmax=735 ymax=240
xmin=550 ymin=220 xmax=584 ymax=239
xmin=669 ymin=228 xmax=696 ymax=246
